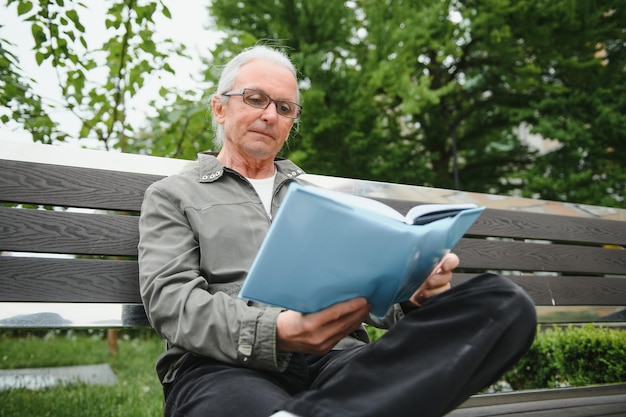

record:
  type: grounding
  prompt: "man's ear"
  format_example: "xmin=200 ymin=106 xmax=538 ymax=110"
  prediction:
xmin=212 ymin=95 xmax=226 ymax=123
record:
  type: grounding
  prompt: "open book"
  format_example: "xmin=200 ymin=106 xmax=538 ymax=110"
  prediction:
xmin=239 ymin=184 xmax=485 ymax=317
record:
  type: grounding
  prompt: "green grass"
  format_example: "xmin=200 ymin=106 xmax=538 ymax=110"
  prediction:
xmin=3 ymin=326 xmax=624 ymax=416
xmin=0 ymin=330 xmax=164 ymax=417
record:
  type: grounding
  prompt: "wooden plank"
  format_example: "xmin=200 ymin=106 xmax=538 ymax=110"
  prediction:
xmin=3 ymin=162 xmax=625 ymax=246
xmin=0 ymin=207 xmax=139 ymax=256
xmin=2 ymin=255 xmax=625 ymax=307
xmin=4 ymin=208 xmax=624 ymax=274
xmin=454 ymin=238 xmax=626 ymax=275
xmin=0 ymin=257 xmax=140 ymax=303
xmin=378 ymin=198 xmax=626 ymax=246
xmin=458 ymin=383 xmax=626 ymax=407
xmin=447 ymin=393 xmax=626 ymax=416
xmin=452 ymin=274 xmax=626 ymax=307
xmin=0 ymin=160 xmax=162 ymax=211
xmin=474 ymin=209 xmax=626 ymax=246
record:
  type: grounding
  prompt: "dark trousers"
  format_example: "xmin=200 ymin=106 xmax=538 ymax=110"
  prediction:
xmin=163 ymin=273 xmax=537 ymax=417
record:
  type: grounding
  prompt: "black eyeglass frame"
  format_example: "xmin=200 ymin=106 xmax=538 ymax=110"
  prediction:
xmin=221 ymin=88 xmax=302 ymax=119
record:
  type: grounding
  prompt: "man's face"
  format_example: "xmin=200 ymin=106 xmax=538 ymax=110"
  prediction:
xmin=213 ymin=59 xmax=298 ymax=162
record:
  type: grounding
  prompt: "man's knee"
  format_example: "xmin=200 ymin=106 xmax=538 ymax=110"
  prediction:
xmin=474 ymin=273 xmax=538 ymax=344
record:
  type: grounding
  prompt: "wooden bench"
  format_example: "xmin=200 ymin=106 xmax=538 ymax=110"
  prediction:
xmin=1 ymin=142 xmax=625 ymax=415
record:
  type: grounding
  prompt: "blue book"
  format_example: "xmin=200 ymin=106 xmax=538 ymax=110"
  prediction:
xmin=239 ymin=184 xmax=485 ymax=317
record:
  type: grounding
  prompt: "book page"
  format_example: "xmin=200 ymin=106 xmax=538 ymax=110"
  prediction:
xmin=405 ymin=203 xmax=478 ymax=224
xmin=312 ymin=187 xmax=406 ymax=223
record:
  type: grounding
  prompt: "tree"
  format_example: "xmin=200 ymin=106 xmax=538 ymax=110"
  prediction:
xmin=208 ymin=0 xmax=389 ymax=178
xmin=1 ymin=0 xmax=188 ymax=152
xmin=517 ymin=3 xmax=626 ymax=207
xmin=0 ymin=32 xmax=60 ymax=143
xmin=3 ymin=0 xmax=624 ymax=207
xmin=127 ymin=82 xmax=215 ymax=159
xmin=206 ymin=0 xmax=538 ymax=192
xmin=206 ymin=0 xmax=624 ymax=207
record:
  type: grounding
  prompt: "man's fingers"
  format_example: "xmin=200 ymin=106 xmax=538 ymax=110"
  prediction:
xmin=277 ymin=297 xmax=370 ymax=354
xmin=441 ymin=252 xmax=460 ymax=273
xmin=329 ymin=297 xmax=370 ymax=317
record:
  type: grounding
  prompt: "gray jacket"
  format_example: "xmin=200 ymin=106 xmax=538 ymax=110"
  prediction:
xmin=138 ymin=153 xmax=402 ymax=384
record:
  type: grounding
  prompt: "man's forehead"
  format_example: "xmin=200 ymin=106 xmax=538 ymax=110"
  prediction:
xmin=238 ymin=60 xmax=295 ymax=81
xmin=235 ymin=60 xmax=298 ymax=96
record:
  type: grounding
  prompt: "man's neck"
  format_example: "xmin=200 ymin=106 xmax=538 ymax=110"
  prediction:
xmin=216 ymin=149 xmax=276 ymax=179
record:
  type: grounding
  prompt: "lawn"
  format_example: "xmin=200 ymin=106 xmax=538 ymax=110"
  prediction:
xmin=2 ymin=325 xmax=624 ymax=416
xmin=0 ymin=330 xmax=164 ymax=417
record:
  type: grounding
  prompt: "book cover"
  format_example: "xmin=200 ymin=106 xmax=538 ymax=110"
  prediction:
xmin=239 ymin=184 xmax=484 ymax=317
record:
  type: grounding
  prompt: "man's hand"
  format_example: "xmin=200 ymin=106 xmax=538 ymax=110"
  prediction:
xmin=409 ymin=252 xmax=459 ymax=307
xmin=276 ymin=297 xmax=370 ymax=355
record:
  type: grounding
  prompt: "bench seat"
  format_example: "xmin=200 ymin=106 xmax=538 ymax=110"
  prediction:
xmin=1 ymin=142 xmax=625 ymax=415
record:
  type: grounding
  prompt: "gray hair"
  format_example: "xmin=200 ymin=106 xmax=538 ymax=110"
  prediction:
xmin=211 ymin=45 xmax=300 ymax=147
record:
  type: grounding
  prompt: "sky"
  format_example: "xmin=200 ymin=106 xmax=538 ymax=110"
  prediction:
xmin=0 ymin=0 xmax=222 ymax=148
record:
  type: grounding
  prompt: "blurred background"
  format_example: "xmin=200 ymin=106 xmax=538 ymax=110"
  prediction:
xmin=1 ymin=0 xmax=624 ymax=208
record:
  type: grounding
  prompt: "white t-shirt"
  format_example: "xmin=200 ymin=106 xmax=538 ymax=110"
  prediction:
xmin=247 ymin=173 xmax=277 ymax=217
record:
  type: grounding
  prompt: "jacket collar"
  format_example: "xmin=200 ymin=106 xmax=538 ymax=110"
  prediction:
xmin=196 ymin=152 xmax=305 ymax=183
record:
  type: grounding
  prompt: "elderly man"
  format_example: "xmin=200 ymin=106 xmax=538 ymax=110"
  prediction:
xmin=138 ymin=45 xmax=537 ymax=417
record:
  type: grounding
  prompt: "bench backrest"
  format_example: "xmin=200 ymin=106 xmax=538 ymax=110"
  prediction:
xmin=1 ymin=143 xmax=625 ymax=328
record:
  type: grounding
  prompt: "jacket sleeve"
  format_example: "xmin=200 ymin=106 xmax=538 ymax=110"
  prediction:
xmin=138 ymin=183 xmax=290 ymax=372
xmin=365 ymin=304 xmax=406 ymax=329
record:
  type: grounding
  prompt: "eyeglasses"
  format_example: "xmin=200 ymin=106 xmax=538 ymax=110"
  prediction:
xmin=222 ymin=88 xmax=302 ymax=119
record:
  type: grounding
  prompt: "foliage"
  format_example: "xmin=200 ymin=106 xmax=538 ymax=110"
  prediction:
xmin=1 ymin=0 xmax=187 ymax=151
xmin=505 ymin=325 xmax=626 ymax=390
xmin=0 ymin=31 xmax=60 ymax=143
xmin=1 ymin=0 xmax=625 ymax=207
xmin=517 ymin=3 xmax=626 ymax=207
xmin=129 ymin=88 xmax=214 ymax=159
xmin=206 ymin=0 xmax=625 ymax=207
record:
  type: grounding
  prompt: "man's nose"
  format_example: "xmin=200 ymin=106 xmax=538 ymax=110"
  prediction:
xmin=261 ymin=102 xmax=280 ymax=122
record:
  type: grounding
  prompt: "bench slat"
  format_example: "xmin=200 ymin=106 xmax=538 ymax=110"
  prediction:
xmin=447 ymin=393 xmax=626 ymax=416
xmin=453 ymin=274 xmax=626 ymax=307
xmin=378 ymin=198 xmax=626 ymax=246
xmin=455 ymin=238 xmax=626 ymax=275
xmin=2 ymin=161 xmax=625 ymax=246
xmin=459 ymin=383 xmax=626 ymax=407
xmin=0 ymin=207 xmax=139 ymax=256
xmin=4 ymin=208 xmax=624 ymax=275
xmin=473 ymin=209 xmax=626 ymax=246
xmin=2 ymin=256 xmax=625 ymax=307
xmin=0 ymin=257 xmax=140 ymax=303
xmin=0 ymin=160 xmax=162 ymax=211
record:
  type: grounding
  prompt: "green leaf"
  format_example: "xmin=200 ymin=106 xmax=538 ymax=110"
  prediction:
xmin=34 ymin=51 xmax=46 ymax=65
xmin=163 ymin=62 xmax=174 ymax=74
xmin=17 ymin=1 xmax=33 ymax=16
xmin=30 ymin=23 xmax=46 ymax=45
xmin=66 ymin=9 xmax=85 ymax=33
xmin=161 ymin=4 xmax=171 ymax=19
